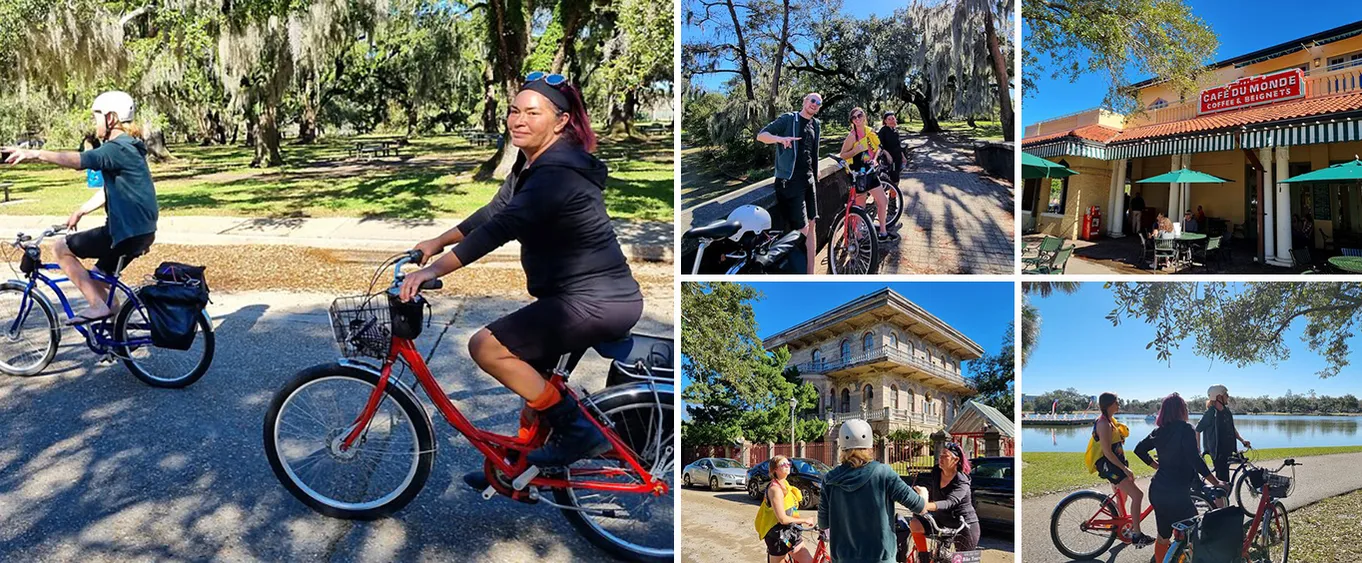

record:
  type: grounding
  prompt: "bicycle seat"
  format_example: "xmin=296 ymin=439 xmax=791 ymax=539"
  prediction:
xmin=683 ymin=219 xmax=741 ymax=240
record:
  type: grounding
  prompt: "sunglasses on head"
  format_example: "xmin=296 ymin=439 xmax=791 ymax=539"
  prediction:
xmin=524 ymin=71 xmax=567 ymax=87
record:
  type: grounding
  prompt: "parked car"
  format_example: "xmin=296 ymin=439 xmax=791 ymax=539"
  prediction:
xmin=746 ymin=457 xmax=829 ymax=510
xmin=968 ymin=456 xmax=1014 ymax=532
xmin=683 ymin=458 xmax=749 ymax=491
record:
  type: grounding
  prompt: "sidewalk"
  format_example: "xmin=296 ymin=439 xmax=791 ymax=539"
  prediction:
xmin=0 ymin=215 xmax=674 ymax=263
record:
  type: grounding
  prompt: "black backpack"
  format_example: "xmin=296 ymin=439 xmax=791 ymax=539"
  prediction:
xmin=139 ymin=262 xmax=210 ymax=350
xmin=1193 ymin=506 xmax=1245 ymax=563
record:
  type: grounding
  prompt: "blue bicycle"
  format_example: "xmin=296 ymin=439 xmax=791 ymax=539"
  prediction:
xmin=1 ymin=226 xmax=215 ymax=387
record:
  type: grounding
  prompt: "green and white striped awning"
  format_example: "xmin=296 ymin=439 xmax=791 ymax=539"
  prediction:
xmin=1108 ymin=132 xmax=1237 ymax=160
xmin=1241 ymin=118 xmax=1362 ymax=149
xmin=1022 ymin=140 xmax=1107 ymax=160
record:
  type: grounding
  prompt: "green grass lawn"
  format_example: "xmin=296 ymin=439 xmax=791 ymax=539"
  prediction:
xmin=939 ymin=120 xmax=1004 ymax=142
xmin=1021 ymin=446 xmax=1362 ymax=498
xmin=0 ymin=133 xmax=673 ymax=221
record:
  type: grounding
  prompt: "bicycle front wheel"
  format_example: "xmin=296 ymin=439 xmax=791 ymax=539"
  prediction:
xmin=1234 ymin=469 xmax=1260 ymax=511
xmin=554 ymin=384 xmax=674 ymax=563
xmin=1248 ymin=499 xmax=1289 ymax=563
xmin=827 ymin=209 xmax=880 ymax=275
xmin=0 ymin=282 xmax=59 ymax=376
xmin=1049 ymin=490 xmax=1120 ymax=560
xmin=114 ymin=302 xmax=215 ymax=388
xmin=263 ymin=363 xmax=434 ymax=520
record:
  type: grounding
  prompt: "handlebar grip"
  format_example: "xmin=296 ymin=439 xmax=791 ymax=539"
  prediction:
xmin=407 ymin=249 xmax=424 ymax=263
xmin=419 ymin=279 xmax=443 ymax=290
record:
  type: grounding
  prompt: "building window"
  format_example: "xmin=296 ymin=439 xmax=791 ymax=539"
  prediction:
xmin=1046 ymin=160 xmax=1071 ymax=215
xmin=826 ymin=390 xmax=835 ymax=414
xmin=863 ymin=331 xmax=875 ymax=353
xmin=908 ymin=390 xmax=916 ymax=412
xmin=840 ymin=339 xmax=851 ymax=358
xmin=862 ymin=385 xmax=873 ymax=411
xmin=811 ymin=350 xmax=822 ymax=368
xmin=889 ymin=332 xmax=898 ymax=349
xmin=925 ymin=393 xmax=934 ymax=416
xmin=1148 ymin=98 xmax=1168 ymax=110
xmin=891 ymin=384 xmax=900 ymax=409
xmin=840 ymin=388 xmax=850 ymax=412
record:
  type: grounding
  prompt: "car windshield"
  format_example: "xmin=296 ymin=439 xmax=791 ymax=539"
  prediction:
xmin=712 ymin=459 xmax=743 ymax=469
xmin=792 ymin=459 xmax=830 ymax=473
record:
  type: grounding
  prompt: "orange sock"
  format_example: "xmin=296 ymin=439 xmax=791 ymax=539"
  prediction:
xmin=527 ymin=384 xmax=562 ymax=411
xmin=912 ymin=531 xmax=928 ymax=555
xmin=517 ymin=407 xmax=535 ymax=441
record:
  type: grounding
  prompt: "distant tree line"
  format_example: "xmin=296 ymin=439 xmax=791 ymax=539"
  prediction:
xmin=1024 ymin=387 xmax=1362 ymax=415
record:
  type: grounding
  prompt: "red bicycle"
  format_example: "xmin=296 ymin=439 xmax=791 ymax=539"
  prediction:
xmin=1050 ymin=480 xmax=1221 ymax=559
xmin=262 ymin=250 xmax=674 ymax=562
xmin=1165 ymin=459 xmax=1298 ymax=563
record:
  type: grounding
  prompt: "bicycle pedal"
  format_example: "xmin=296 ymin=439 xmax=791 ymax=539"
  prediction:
xmin=481 ymin=486 xmax=497 ymax=501
xmin=512 ymin=466 xmax=539 ymax=491
xmin=98 ymin=354 xmax=116 ymax=365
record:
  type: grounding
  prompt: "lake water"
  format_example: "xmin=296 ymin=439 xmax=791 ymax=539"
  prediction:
xmin=1022 ymin=414 xmax=1362 ymax=453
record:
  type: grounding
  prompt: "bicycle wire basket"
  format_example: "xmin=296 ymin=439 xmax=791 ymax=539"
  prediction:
xmin=1248 ymin=468 xmax=1295 ymax=499
xmin=329 ymin=294 xmax=394 ymax=360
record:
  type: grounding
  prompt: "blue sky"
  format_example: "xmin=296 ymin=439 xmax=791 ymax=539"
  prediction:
xmin=682 ymin=282 xmax=1015 ymax=403
xmin=685 ymin=0 xmax=907 ymax=92
xmin=1024 ymin=2 xmax=1362 ymax=126
xmin=1022 ymin=284 xmax=1362 ymax=401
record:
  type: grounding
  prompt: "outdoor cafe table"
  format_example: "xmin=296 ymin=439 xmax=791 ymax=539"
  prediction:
xmin=1328 ymin=256 xmax=1362 ymax=274
xmin=1176 ymin=232 xmax=1207 ymax=267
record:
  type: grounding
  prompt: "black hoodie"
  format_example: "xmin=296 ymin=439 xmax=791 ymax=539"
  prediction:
xmin=453 ymin=139 xmax=641 ymax=301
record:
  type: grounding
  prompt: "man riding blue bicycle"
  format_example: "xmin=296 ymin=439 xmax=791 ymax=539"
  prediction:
xmin=4 ymin=91 xmax=158 ymax=326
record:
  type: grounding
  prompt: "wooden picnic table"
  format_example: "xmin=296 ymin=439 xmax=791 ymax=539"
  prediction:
xmin=349 ymin=139 xmax=404 ymax=161
xmin=1327 ymin=256 xmax=1362 ymax=274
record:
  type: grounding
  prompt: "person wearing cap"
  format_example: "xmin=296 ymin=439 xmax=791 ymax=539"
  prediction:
xmin=757 ymin=93 xmax=823 ymax=274
xmin=876 ymin=112 xmax=905 ymax=187
xmin=819 ymin=419 xmax=926 ymax=563
xmin=4 ymin=91 xmax=158 ymax=325
xmin=1196 ymin=384 xmax=1251 ymax=497
xmin=908 ymin=441 xmax=983 ymax=561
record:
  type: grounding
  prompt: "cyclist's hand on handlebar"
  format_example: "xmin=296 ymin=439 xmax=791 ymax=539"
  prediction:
xmin=66 ymin=211 xmax=83 ymax=231
xmin=413 ymin=239 xmax=444 ymax=265
xmin=1241 ymin=439 xmax=1251 ymax=449
xmin=399 ymin=268 xmax=438 ymax=302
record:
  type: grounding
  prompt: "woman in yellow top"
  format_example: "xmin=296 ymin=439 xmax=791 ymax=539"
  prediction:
xmin=756 ymin=455 xmax=817 ymax=562
xmin=1092 ymin=392 xmax=1154 ymax=547
xmin=838 ymin=107 xmax=895 ymax=242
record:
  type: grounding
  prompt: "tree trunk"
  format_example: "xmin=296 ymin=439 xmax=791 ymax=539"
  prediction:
xmin=967 ymin=115 xmax=977 ymax=128
xmin=252 ymin=106 xmax=283 ymax=168
xmin=551 ymin=0 xmax=586 ymax=74
xmin=765 ymin=0 xmax=790 ymax=120
xmin=981 ymin=2 xmax=1014 ymax=142
xmin=297 ymin=98 xmax=318 ymax=144
xmin=481 ymin=63 xmax=499 ymax=133
xmin=406 ymin=100 xmax=419 ymax=137
xmin=144 ymin=124 xmax=174 ymax=163
xmin=724 ymin=0 xmax=756 ymax=100
xmin=477 ymin=0 xmax=530 ymax=181
xmin=607 ymin=88 xmax=640 ymax=136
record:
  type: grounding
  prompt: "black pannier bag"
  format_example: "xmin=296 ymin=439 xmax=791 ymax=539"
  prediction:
xmin=604 ymin=333 xmax=675 ymax=388
xmin=1193 ymin=505 xmax=1245 ymax=563
xmin=139 ymin=262 xmax=210 ymax=350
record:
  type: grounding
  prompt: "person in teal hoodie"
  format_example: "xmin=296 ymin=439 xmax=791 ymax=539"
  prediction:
xmin=818 ymin=419 xmax=927 ymax=563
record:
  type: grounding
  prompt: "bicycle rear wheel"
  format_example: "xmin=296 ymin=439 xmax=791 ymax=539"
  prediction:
xmin=827 ymin=209 xmax=880 ymax=275
xmin=879 ymin=178 xmax=903 ymax=228
xmin=1248 ymin=499 xmax=1289 ymax=563
xmin=263 ymin=363 xmax=434 ymax=520
xmin=554 ymin=384 xmax=674 ymax=563
xmin=114 ymin=302 xmax=215 ymax=388
xmin=0 ymin=282 xmax=59 ymax=376
xmin=1049 ymin=490 xmax=1120 ymax=560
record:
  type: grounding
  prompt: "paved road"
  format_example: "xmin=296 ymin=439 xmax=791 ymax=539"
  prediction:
xmin=1020 ymin=452 xmax=1362 ymax=562
xmin=0 ymin=289 xmax=674 ymax=562
xmin=681 ymin=487 xmax=1014 ymax=563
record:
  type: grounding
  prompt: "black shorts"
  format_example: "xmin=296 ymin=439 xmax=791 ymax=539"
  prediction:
xmin=774 ymin=176 xmax=817 ymax=230
xmin=65 ymin=225 xmax=155 ymax=275
xmin=763 ymin=524 xmax=802 ymax=557
xmin=1149 ymin=484 xmax=1197 ymax=539
xmin=1095 ymin=455 xmax=1129 ymax=485
xmin=1211 ymin=454 xmax=1232 ymax=482
xmin=487 ymin=295 xmax=643 ymax=369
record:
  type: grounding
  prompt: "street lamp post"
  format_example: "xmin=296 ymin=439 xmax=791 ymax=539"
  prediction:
xmin=790 ymin=397 xmax=798 ymax=449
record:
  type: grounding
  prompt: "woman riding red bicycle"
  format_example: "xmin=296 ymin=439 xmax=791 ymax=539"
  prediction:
xmin=399 ymin=72 xmax=644 ymax=485
xmin=1087 ymin=392 xmax=1154 ymax=548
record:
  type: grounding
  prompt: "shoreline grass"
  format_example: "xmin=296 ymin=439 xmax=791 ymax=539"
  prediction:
xmin=1021 ymin=446 xmax=1362 ymax=498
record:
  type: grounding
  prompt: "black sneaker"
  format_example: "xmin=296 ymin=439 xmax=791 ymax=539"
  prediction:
xmin=878 ymin=231 xmax=899 ymax=242
xmin=1131 ymin=532 xmax=1156 ymax=548
xmin=525 ymin=393 xmax=611 ymax=468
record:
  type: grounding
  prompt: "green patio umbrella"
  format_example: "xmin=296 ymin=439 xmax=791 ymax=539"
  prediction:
xmin=1135 ymin=168 xmax=1232 ymax=184
xmin=1022 ymin=153 xmax=1078 ymax=180
xmin=1281 ymin=158 xmax=1362 ymax=183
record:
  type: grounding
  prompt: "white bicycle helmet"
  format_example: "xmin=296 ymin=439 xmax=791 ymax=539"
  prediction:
xmin=837 ymin=419 xmax=874 ymax=450
xmin=92 ymin=91 xmax=136 ymax=122
xmin=725 ymin=204 xmax=771 ymax=242
xmin=1208 ymin=385 xmax=1228 ymax=402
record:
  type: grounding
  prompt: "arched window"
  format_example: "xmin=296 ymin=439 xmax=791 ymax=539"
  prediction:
xmin=908 ymin=390 xmax=916 ymax=412
xmin=863 ymin=331 xmax=875 ymax=353
xmin=826 ymin=390 xmax=835 ymax=414
xmin=840 ymin=339 xmax=851 ymax=358
xmin=811 ymin=350 xmax=822 ymax=368
xmin=862 ymin=385 xmax=874 ymax=410
xmin=840 ymin=388 xmax=850 ymax=412
xmin=890 ymin=384 xmax=900 ymax=409
xmin=924 ymin=393 xmax=934 ymax=416
xmin=889 ymin=332 xmax=898 ymax=350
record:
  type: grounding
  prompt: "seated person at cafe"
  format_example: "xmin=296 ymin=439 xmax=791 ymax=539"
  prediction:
xmin=1153 ymin=213 xmax=1175 ymax=239
xmin=1195 ymin=206 xmax=1207 ymax=227
xmin=1183 ymin=211 xmax=1198 ymax=234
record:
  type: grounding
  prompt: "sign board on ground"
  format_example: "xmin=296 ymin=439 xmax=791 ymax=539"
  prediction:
xmin=1198 ymin=69 xmax=1305 ymax=116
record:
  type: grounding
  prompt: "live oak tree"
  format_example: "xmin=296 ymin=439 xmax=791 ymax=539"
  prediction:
xmin=968 ymin=324 xmax=1016 ymax=417
xmin=1020 ymin=281 xmax=1080 ymax=367
xmin=1107 ymin=282 xmax=1362 ymax=378
xmin=1023 ymin=0 xmax=1218 ymax=114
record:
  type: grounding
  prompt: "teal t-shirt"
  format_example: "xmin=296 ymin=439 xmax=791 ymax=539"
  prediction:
xmin=79 ymin=135 xmax=157 ymax=245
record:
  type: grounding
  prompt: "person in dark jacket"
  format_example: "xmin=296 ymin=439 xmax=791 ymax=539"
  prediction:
xmin=757 ymin=93 xmax=823 ymax=274
xmin=401 ymin=74 xmax=643 ymax=484
xmin=4 ymin=91 xmax=157 ymax=325
xmin=908 ymin=441 xmax=981 ymax=561
xmin=877 ymin=112 xmax=905 ymax=186
xmin=820 ymin=419 xmax=927 ymax=563
xmin=1196 ymin=384 xmax=1251 ymax=500
xmin=1134 ymin=393 xmax=1224 ymax=563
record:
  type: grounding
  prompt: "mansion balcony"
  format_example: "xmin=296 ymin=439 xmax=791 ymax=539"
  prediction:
xmin=794 ymin=345 xmax=975 ymax=395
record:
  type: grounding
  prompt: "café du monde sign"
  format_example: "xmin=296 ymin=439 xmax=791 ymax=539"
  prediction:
xmin=1198 ymin=68 xmax=1305 ymax=115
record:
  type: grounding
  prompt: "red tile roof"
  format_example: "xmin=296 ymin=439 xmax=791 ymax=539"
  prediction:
xmin=1023 ymin=91 xmax=1362 ymax=148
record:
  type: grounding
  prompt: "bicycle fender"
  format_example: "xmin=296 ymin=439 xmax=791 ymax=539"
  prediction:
xmin=336 ymin=359 xmax=436 ymax=442
xmin=587 ymin=380 xmax=675 ymax=408
xmin=847 ymin=205 xmax=870 ymax=216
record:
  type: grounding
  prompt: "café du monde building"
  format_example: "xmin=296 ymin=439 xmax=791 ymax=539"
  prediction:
xmin=1022 ymin=20 xmax=1362 ymax=266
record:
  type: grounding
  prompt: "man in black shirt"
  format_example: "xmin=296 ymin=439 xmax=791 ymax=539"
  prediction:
xmin=757 ymin=93 xmax=823 ymax=274
xmin=1129 ymin=190 xmax=1146 ymax=235
xmin=877 ymin=112 xmax=905 ymax=186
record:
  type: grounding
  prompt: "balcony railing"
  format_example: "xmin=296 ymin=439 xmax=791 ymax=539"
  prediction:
xmin=795 ymin=345 xmax=969 ymax=388
xmin=1123 ymin=65 xmax=1362 ymax=129
xmin=827 ymin=408 xmax=944 ymax=426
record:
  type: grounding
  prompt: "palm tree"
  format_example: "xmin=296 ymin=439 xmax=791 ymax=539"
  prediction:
xmin=1020 ymin=282 xmax=1081 ymax=367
